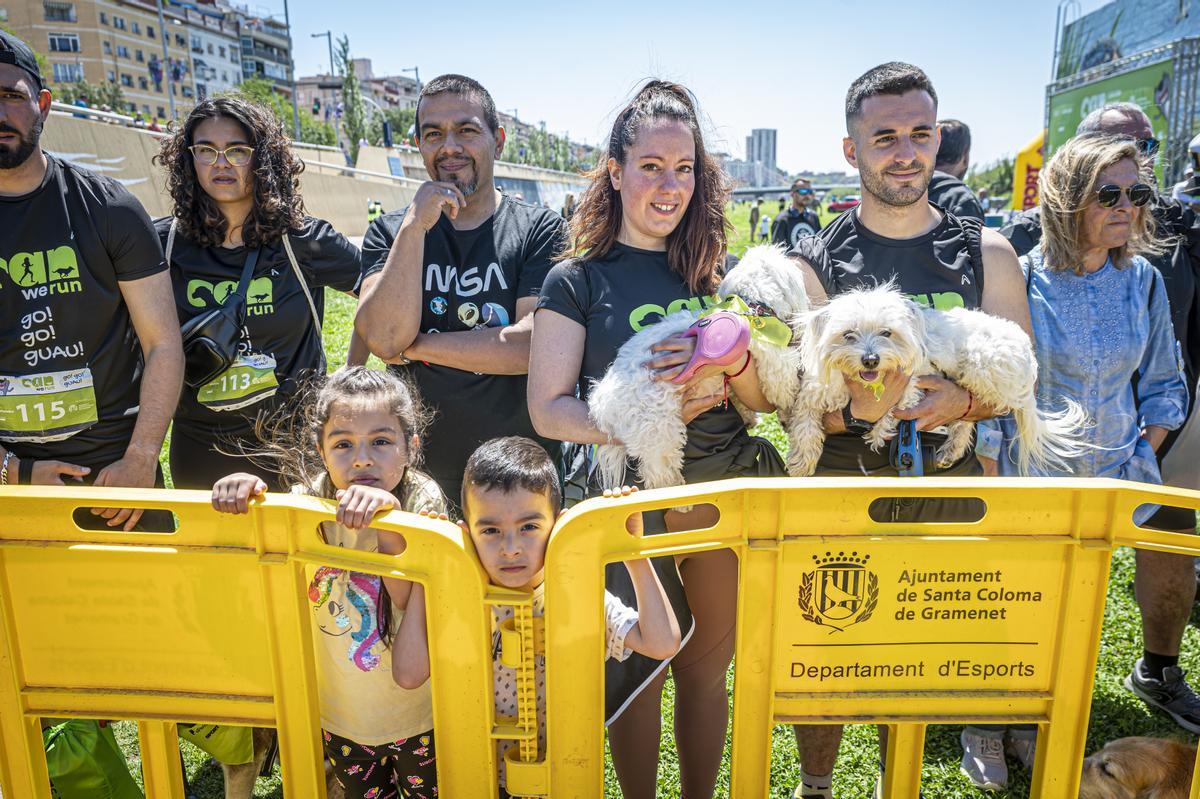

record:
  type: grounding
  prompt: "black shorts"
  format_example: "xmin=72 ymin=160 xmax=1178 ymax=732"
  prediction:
xmin=169 ymin=421 xmax=286 ymax=491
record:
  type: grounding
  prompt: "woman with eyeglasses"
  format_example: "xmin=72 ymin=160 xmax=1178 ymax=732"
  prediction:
xmin=155 ymin=97 xmax=362 ymax=493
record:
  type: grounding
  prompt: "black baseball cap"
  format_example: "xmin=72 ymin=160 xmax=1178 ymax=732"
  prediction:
xmin=0 ymin=29 xmax=44 ymax=91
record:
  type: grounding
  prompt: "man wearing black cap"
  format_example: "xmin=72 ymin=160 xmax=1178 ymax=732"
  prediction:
xmin=0 ymin=30 xmax=182 ymax=527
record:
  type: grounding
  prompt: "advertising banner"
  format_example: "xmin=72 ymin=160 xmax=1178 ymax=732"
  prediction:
xmin=1047 ymin=60 xmax=1174 ymax=179
xmin=1011 ymin=131 xmax=1045 ymax=211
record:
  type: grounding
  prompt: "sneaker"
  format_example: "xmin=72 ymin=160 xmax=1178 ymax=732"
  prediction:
xmin=1003 ymin=728 xmax=1037 ymax=769
xmin=1125 ymin=658 xmax=1200 ymax=733
xmin=792 ymin=784 xmax=832 ymax=799
xmin=960 ymin=727 xmax=1007 ymax=790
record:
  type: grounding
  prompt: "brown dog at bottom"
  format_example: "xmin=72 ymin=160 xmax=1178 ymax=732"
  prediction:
xmin=1079 ymin=736 xmax=1195 ymax=798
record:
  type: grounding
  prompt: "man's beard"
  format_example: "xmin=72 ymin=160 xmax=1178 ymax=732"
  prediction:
xmin=0 ymin=117 xmax=43 ymax=170
xmin=859 ymin=159 xmax=932 ymax=208
xmin=436 ymin=156 xmax=478 ymax=197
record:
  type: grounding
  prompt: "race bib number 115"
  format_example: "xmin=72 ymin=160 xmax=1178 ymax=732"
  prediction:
xmin=0 ymin=368 xmax=99 ymax=443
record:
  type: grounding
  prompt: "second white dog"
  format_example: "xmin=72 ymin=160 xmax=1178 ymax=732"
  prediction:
xmin=789 ymin=283 xmax=1088 ymax=476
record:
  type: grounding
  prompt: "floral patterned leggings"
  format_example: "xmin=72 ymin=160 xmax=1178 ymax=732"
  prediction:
xmin=323 ymin=729 xmax=437 ymax=799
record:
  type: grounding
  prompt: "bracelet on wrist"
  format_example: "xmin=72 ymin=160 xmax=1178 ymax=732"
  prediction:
xmin=960 ymin=390 xmax=976 ymax=420
xmin=18 ymin=457 xmax=33 ymax=485
xmin=725 ymin=351 xmax=752 ymax=380
xmin=1 ymin=451 xmax=12 ymax=486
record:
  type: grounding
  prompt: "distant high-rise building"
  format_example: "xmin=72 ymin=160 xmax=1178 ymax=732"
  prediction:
xmin=745 ymin=128 xmax=777 ymax=174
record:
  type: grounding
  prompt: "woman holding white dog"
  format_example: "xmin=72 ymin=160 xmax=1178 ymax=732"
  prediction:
xmin=527 ymin=80 xmax=785 ymax=799
xmin=980 ymin=133 xmax=1193 ymax=775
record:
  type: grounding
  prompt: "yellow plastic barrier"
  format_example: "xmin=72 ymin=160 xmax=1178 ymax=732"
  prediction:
xmin=541 ymin=477 xmax=1200 ymax=799
xmin=0 ymin=486 xmax=511 ymax=799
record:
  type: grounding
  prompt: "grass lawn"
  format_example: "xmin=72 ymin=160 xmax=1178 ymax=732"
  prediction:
xmin=115 ymin=202 xmax=1198 ymax=798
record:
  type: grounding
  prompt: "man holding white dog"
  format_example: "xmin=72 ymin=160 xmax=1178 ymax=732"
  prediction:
xmin=784 ymin=62 xmax=1032 ymax=797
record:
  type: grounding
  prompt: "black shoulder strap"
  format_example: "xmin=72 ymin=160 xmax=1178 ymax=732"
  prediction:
xmin=231 ymin=247 xmax=262 ymax=301
xmin=957 ymin=214 xmax=987 ymax=300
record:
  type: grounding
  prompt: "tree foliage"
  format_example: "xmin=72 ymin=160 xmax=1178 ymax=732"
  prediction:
xmin=228 ymin=77 xmax=335 ymax=147
xmin=367 ymin=106 xmax=416 ymax=148
xmin=336 ymin=35 xmax=366 ymax=164
xmin=504 ymin=121 xmax=586 ymax=172
xmin=966 ymin=156 xmax=1016 ymax=201
xmin=53 ymin=79 xmax=125 ymax=110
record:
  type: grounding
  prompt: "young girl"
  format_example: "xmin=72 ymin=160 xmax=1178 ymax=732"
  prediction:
xmin=212 ymin=366 xmax=441 ymax=799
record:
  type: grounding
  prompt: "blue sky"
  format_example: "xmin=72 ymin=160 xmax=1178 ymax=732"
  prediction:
xmin=259 ymin=0 xmax=1113 ymax=173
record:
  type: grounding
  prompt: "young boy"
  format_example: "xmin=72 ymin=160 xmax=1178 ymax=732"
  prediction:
xmin=392 ymin=436 xmax=680 ymax=793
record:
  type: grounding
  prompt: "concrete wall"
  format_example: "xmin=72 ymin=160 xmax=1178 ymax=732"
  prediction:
xmin=356 ymin=145 xmax=588 ymax=213
xmin=39 ymin=112 xmax=415 ymax=238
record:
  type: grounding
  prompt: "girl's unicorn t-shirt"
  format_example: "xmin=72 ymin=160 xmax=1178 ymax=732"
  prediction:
xmin=300 ymin=470 xmax=446 ymax=745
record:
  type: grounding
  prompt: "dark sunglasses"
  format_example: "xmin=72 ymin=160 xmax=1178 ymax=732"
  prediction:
xmin=1096 ymin=183 xmax=1153 ymax=208
xmin=1135 ymin=137 xmax=1160 ymax=156
xmin=792 ymin=188 xmax=814 ymax=195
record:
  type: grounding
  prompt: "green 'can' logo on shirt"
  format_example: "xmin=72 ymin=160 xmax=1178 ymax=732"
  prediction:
xmin=187 ymin=277 xmax=274 ymax=315
xmin=0 ymin=246 xmax=84 ymax=298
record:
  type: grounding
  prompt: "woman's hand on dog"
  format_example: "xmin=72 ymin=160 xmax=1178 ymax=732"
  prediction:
xmin=647 ymin=334 xmax=731 ymax=423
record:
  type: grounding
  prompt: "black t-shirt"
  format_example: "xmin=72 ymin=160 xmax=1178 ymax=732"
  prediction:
xmin=998 ymin=206 xmax=1041 ymax=258
xmin=361 ymin=194 xmax=564 ymax=500
xmin=790 ymin=204 xmax=984 ymax=474
xmin=0 ymin=155 xmax=166 ymax=470
xmin=159 ymin=215 xmax=361 ymax=438
xmin=537 ymin=242 xmax=746 ymax=462
xmin=771 ymin=206 xmax=822 ymax=249
xmin=927 ymin=171 xmax=984 ymax=221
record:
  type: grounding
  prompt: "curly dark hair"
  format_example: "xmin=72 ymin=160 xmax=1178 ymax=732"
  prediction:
xmin=156 ymin=97 xmax=306 ymax=248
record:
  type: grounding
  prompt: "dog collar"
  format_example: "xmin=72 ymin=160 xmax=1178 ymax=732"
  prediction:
xmin=701 ymin=295 xmax=793 ymax=348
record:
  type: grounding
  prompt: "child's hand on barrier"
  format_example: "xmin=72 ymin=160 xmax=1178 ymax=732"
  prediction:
xmin=211 ymin=473 xmax=267 ymax=514
xmin=603 ymin=486 xmax=644 ymax=538
xmin=416 ymin=509 xmax=450 ymax=522
xmin=335 ymin=484 xmax=398 ymax=530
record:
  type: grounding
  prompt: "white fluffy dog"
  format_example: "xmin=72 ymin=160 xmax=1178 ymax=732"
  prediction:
xmin=788 ymin=282 xmax=1088 ymax=476
xmin=588 ymin=245 xmax=808 ymax=490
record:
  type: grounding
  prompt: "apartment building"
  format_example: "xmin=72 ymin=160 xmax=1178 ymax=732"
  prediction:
xmin=1 ymin=0 xmax=294 ymax=118
xmin=296 ymin=58 xmax=419 ymax=127
xmin=1 ymin=0 xmax=199 ymax=118
xmin=237 ymin=12 xmax=291 ymax=98
xmin=171 ymin=0 xmax=239 ymax=100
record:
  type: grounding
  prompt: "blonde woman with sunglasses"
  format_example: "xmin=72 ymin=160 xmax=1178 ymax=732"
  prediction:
xmin=978 ymin=134 xmax=1197 ymax=766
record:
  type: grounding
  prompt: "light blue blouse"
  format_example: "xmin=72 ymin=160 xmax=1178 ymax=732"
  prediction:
xmin=978 ymin=247 xmax=1188 ymax=521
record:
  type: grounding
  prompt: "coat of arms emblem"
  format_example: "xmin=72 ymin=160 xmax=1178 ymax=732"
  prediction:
xmin=799 ymin=551 xmax=878 ymax=632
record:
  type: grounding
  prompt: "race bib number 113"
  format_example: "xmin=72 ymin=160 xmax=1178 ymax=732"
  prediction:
xmin=197 ymin=353 xmax=279 ymax=412
xmin=0 ymin=368 xmax=99 ymax=443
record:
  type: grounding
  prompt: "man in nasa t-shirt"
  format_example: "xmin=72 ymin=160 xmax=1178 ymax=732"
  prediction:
xmin=357 ymin=74 xmax=564 ymax=505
